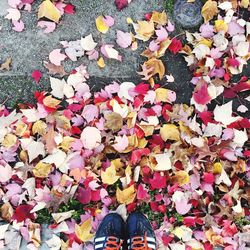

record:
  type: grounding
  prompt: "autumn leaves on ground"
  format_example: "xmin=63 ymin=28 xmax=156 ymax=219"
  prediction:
xmin=0 ymin=0 xmax=250 ymax=250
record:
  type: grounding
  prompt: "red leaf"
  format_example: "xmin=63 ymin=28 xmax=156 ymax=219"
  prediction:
xmin=150 ymin=201 xmax=159 ymax=211
xmin=131 ymin=148 xmax=150 ymax=165
xmin=193 ymin=84 xmax=211 ymax=105
xmin=134 ymin=83 xmax=149 ymax=95
xmin=149 ymin=172 xmax=167 ymax=190
xmin=203 ymin=172 xmax=215 ymax=184
xmin=91 ymin=190 xmax=101 ymax=202
xmin=168 ymin=38 xmax=182 ymax=55
xmin=199 ymin=111 xmax=214 ymax=125
xmin=137 ymin=184 xmax=149 ymax=200
xmin=64 ymin=4 xmax=75 ymax=14
xmin=148 ymin=135 xmax=165 ymax=150
xmin=31 ymin=70 xmax=42 ymax=83
xmin=158 ymin=204 xmax=167 ymax=213
xmin=183 ymin=217 xmax=196 ymax=227
xmin=227 ymin=58 xmax=240 ymax=68
xmin=77 ymin=187 xmax=91 ymax=204
xmin=114 ymin=0 xmax=128 ymax=10
xmin=12 ymin=205 xmax=35 ymax=222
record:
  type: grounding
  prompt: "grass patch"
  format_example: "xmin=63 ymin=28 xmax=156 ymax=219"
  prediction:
xmin=164 ymin=0 xmax=175 ymax=14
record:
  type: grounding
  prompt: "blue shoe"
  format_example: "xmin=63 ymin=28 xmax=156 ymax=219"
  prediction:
xmin=126 ymin=212 xmax=156 ymax=250
xmin=94 ymin=213 xmax=125 ymax=250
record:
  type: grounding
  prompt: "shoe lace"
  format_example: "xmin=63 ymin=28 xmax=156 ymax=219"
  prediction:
xmin=131 ymin=233 xmax=152 ymax=250
xmin=104 ymin=236 xmax=123 ymax=250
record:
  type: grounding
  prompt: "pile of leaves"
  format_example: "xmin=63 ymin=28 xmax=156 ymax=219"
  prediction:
xmin=5 ymin=0 xmax=75 ymax=33
xmin=0 ymin=0 xmax=250 ymax=250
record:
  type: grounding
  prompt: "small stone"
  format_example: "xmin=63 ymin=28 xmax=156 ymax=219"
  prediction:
xmin=174 ymin=0 xmax=203 ymax=29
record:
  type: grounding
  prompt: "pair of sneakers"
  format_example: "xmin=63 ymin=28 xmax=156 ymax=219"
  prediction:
xmin=94 ymin=212 xmax=156 ymax=250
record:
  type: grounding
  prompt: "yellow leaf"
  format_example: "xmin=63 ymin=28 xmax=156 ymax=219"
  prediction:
xmin=32 ymin=120 xmax=47 ymax=136
xmin=43 ymin=95 xmax=61 ymax=108
xmin=241 ymin=0 xmax=249 ymax=8
xmin=101 ymin=165 xmax=120 ymax=185
xmin=15 ymin=122 xmax=28 ymax=137
xmin=198 ymin=38 xmax=213 ymax=48
xmin=97 ymin=57 xmax=105 ymax=68
xmin=33 ymin=161 xmax=52 ymax=178
xmin=2 ymin=134 xmax=17 ymax=148
xmin=96 ymin=15 xmax=109 ymax=34
xmin=201 ymin=0 xmax=218 ymax=23
xmin=160 ymin=124 xmax=180 ymax=141
xmin=144 ymin=58 xmax=165 ymax=80
xmin=105 ymin=112 xmax=123 ymax=132
xmin=213 ymin=162 xmax=222 ymax=174
xmin=172 ymin=171 xmax=190 ymax=186
xmin=214 ymin=20 xmax=228 ymax=32
xmin=116 ymin=185 xmax=136 ymax=205
xmin=59 ymin=136 xmax=75 ymax=152
xmin=136 ymin=20 xmax=155 ymax=41
xmin=38 ymin=0 xmax=61 ymax=23
xmin=151 ymin=11 xmax=167 ymax=25
xmin=75 ymin=218 xmax=94 ymax=242
xmin=155 ymin=88 xmax=172 ymax=102
xmin=111 ymin=158 xmax=124 ymax=170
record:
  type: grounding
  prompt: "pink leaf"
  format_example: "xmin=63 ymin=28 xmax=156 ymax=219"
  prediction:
xmin=116 ymin=30 xmax=132 ymax=48
xmin=175 ymin=200 xmax=192 ymax=215
xmin=103 ymin=16 xmax=115 ymax=27
xmin=31 ymin=70 xmax=42 ymax=83
xmin=193 ymin=84 xmax=211 ymax=105
xmin=37 ymin=21 xmax=56 ymax=33
xmin=49 ymin=49 xmax=67 ymax=66
xmin=113 ymin=135 xmax=129 ymax=152
xmin=137 ymin=184 xmax=150 ymax=200
xmin=0 ymin=163 xmax=12 ymax=183
xmin=12 ymin=20 xmax=24 ymax=32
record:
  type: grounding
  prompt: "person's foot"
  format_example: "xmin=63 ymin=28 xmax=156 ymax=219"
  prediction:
xmin=94 ymin=213 xmax=125 ymax=250
xmin=126 ymin=212 xmax=156 ymax=250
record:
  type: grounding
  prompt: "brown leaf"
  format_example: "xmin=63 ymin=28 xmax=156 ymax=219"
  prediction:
xmin=44 ymin=61 xmax=68 ymax=77
xmin=0 ymin=57 xmax=12 ymax=71
xmin=137 ymin=64 xmax=154 ymax=80
xmin=144 ymin=58 xmax=165 ymax=80
xmin=1 ymin=202 xmax=14 ymax=222
xmin=43 ymin=126 xmax=56 ymax=154
xmin=105 ymin=112 xmax=123 ymax=132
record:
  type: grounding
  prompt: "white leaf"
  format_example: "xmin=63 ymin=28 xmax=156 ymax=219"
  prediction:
xmin=80 ymin=34 xmax=97 ymax=51
xmin=203 ymin=123 xmax=222 ymax=137
xmin=214 ymin=101 xmax=240 ymax=126
xmin=27 ymin=141 xmax=45 ymax=163
xmin=234 ymin=41 xmax=249 ymax=57
xmin=50 ymin=77 xmax=64 ymax=99
xmin=118 ymin=82 xmax=135 ymax=101
xmin=237 ymin=105 xmax=248 ymax=113
xmin=193 ymin=44 xmax=210 ymax=60
xmin=45 ymin=234 xmax=61 ymax=250
xmin=153 ymin=153 xmax=172 ymax=171
xmin=218 ymin=2 xmax=232 ymax=10
xmin=52 ymin=210 xmax=75 ymax=223
xmin=80 ymin=126 xmax=101 ymax=150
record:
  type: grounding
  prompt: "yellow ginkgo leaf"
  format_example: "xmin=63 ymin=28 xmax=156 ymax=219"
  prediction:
xmin=160 ymin=124 xmax=180 ymax=141
xmin=75 ymin=218 xmax=94 ymax=242
xmin=33 ymin=161 xmax=52 ymax=178
xmin=101 ymin=165 xmax=120 ymax=185
xmin=201 ymin=0 xmax=218 ymax=23
xmin=96 ymin=16 xmax=109 ymax=34
xmin=38 ymin=0 xmax=61 ymax=23
xmin=116 ymin=185 xmax=136 ymax=205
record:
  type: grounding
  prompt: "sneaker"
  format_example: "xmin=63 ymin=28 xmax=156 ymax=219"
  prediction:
xmin=126 ymin=212 xmax=156 ymax=250
xmin=94 ymin=213 xmax=125 ymax=250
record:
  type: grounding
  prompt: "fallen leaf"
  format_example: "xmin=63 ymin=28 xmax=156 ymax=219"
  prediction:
xmin=101 ymin=165 xmax=120 ymax=185
xmin=201 ymin=0 xmax=218 ymax=23
xmin=81 ymin=34 xmax=97 ymax=51
xmin=12 ymin=20 xmax=24 ymax=32
xmin=27 ymin=140 xmax=46 ymax=163
xmin=97 ymin=57 xmax=105 ymax=68
xmin=116 ymin=30 xmax=132 ymax=48
xmin=153 ymin=153 xmax=172 ymax=171
xmin=0 ymin=57 xmax=12 ymax=71
xmin=37 ymin=21 xmax=56 ymax=33
xmin=105 ymin=112 xmax=123 ymax=132
xmin=75 ymin=218 xmax=94 ymax=242
xmin=160 ymin=124 xmax=180 ymax=141
xmin=135 ymin=20 xmax=155 ymax=41
xmin=116 ymin=185 xmax=136 ymax=205
xmin=80 ymin=126 xmax=101 ymax=150
xmin=32 ymin=161 xmax=52 ymax=178
xmin=144 ymin=58 xmax=165 ymax=80
xmin=49 ymin=49 xmax=67 ymax=66
xmin=31 ymin=70 xmax=42 ymax=83
xmin=96 ymin=15 xmax=109 ymax=34
xmin=44 ymin=61 xmax=68 ymax=76
xmin=38 ymin=0 xmax=61 ymax=23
